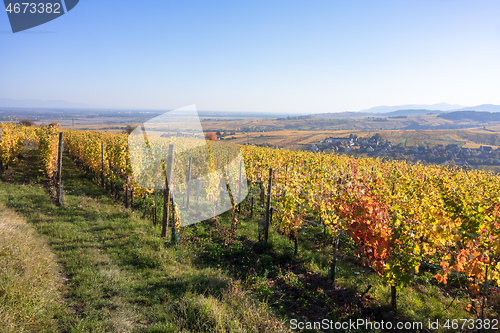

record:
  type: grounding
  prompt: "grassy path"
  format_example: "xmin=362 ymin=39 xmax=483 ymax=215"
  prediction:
xmin=0 ymin=153 xmax=286 ymax=332
xmin=0 ymin=202 xmax=62 ymax=332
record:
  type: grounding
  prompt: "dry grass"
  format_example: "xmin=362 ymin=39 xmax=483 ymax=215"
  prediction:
xmin=0 ymin=202 xmax=62 ymax=332
xmin=171 ymin=281 xmax=288 ymax=332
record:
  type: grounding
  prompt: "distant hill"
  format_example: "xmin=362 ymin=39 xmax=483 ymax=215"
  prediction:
xmin=313 ymin=109 xmax=445 ymax=120
xmin=451 ymin=104 xmax=500 ymax=112
xmin=312 ymin=104 xmax=500 ymax=120
xmin=437 ymin=111 xmax=500 ymax=122
xmin=314 ymin=112 xmax=371 ymax=119
xmin=359 ymin=103 xmax=463 ymax=113
xmin=380 ymin=109 xmax=445 ymax=117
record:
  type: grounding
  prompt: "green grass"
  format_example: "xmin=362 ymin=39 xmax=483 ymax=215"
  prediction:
xmin=0 ymin=202 xmax=63 ymax=333
xmin=0 ymin=149 xmax=498 ymax=332
xmin=0 ymin=152 xmax=286 ymax=332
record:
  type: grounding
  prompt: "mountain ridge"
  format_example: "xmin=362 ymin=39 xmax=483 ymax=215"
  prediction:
xmin=450 ymin=104 xmax=500 ymax=112
xmin=359 ymin=103 xmax=463 ymax=113
xmin=313 ymin=104 xmax=500 ymax=119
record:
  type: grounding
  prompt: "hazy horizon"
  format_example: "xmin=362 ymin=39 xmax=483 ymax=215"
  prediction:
xmin=3 ymin=98 xmax=500 ymax=115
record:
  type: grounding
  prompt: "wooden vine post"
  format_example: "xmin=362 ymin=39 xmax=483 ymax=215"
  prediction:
xmin=264 ymin=167 xmax=273 ymax=243
xmin=101 ymin=143 xmax=105 ymax=188
xmin=161 ymin=144 xmax=174 ymax=239
xmin=391 ymin=285 xmax=397 ymax=311
xmin=0 ymin=128 xmax=4 ymax=174
xmin=130 ymin=186 xmax=134 ymax=209
xmin=238 ymin=159 xmax=243 ymax=213
xmin=125 ymin=159 xmax=132 ymax=209
xmin=56 ymin=132 xmax=64 ymax=205
xmin=329 ymin=235 xmax=340 ymax=287
xmin=109 ymin=160 xmax=114 ymax=196
xmin=154 ymin=190 xmax=158 ymax=226
xmin=186 ymin=157 xmax=192 ymax=210
xmin=125 ymin=176 xmax=129 ymax=208
xmin=142 ymin=193 xmax=147 ymax=218
xmin=250 ymin=191 xmax=254 ymax=218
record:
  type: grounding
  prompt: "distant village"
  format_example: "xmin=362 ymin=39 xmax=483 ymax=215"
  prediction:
xmin=310 ymin=134 xmax=500 ymax=167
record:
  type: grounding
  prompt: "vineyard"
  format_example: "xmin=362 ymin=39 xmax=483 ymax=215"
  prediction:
xmin=1 ymin=123 xmax=500 ymax=327
xmin=240 ymin=145 xmax=500 ymax=311
xmin=0 ymin=123 xmax=60 ymax=181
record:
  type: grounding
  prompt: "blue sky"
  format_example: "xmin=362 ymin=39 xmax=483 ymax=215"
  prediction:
xmin=1 ymin=1 xmax=500 ymax=113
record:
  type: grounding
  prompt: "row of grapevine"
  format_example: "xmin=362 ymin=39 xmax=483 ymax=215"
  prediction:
xmin=64 ymin=130 xmax=242 ymax=230
xmin=63 ymin=129 xmax=139 ymax=191
xmin=36 ymin=126 xmax=60 ymax=180
xmin=240 ymin=145 xmax=500 ymax=300
xmin=0 ymin=123 xmax=34 ymax=169
xmin=0 ymin=123 xmax=60 ymax=182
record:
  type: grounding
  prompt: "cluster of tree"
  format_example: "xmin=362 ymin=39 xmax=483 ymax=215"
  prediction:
xmin=17 ymin=119 xmax=59 ymax=127
xmin=124 ymin=124 xmax=136 ymax=134
xmin=204 ymin=132 xmax=217 ymax=140
xmin=19 ymin=119 xmax=35 ymax=126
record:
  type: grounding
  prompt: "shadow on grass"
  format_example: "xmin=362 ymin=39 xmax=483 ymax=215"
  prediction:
xmin=134 ymin=273 xmax=230 ymax=304
xmin=178 ymin=218 xmax=409 ymax=327
xmin=0 ymin=150 xmax=46 ymax=184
